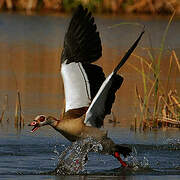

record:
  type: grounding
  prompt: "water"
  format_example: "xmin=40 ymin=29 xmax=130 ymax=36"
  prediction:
xmin=0 ymin=127 xmax=180 ymax=179
xmin=0 ymin=12 xmax=179 ymax=179
xmin=54 ymin=137 xmax=103 ymax=175
xmin=0 ymin=12 xmax=179 ymax=127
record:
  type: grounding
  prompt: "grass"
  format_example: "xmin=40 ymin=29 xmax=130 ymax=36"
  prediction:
xmin=129 ymin=11 xmax=180 ymax=131
xmin=130 ymin=50 xmax=180 ymax=131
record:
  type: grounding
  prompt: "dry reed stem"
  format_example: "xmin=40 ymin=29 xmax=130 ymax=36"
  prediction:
xmin=153 ymin=95 xmax=162 ymax=126
xmin=168 ymin=90 xmax=175 ymax=116
xmin=0 ymin=111 xmax=5 ymax=123
xmin=162 ymin=104 xmax=167 ymax=119
xmin=172 ymin=50 xmax=180 ymax=72
xmin=0 ymin=95 xmax=8 ymax=123
xmin=161 ymin=95 xmax=177 ymax=119
xmin=18 ymin=91 xmax=22 ymax=128
xmin=166 ymin=52 xmax=173 ymax=93
xmin=134 ymin=115 xmax=137 ymax=131
xmin=14 ymin=92 xmax=19 ymax=128
xmin=14 ymin=91 xmax=24 ymax=130
xmin=135 ymin=85 xmax=146 ymax=130
xmin=158 ymin=117 xmax=180 ymax=125
xmin=171 ymin=95 xmax=180 ymax=109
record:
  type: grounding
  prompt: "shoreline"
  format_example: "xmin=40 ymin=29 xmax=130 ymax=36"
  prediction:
xmin=0 ymin=0 xmax=179 ymax=15
xmin=0 ymin=9 xmax=180 ymax=20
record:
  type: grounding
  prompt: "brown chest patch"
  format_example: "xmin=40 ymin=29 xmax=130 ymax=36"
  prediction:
xmin=63 ymin=107 xmax=88 ymax=119
xmin=55 ymin=115 xmax=85 ymax=140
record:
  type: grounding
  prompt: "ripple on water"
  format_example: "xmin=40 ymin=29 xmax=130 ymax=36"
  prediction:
xmin=0 ymin=130 xmax=180 ymax=177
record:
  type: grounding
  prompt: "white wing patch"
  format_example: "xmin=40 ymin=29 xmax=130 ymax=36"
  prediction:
xmin=84 ymin=72 xmax=114 ymax=127
xmin=61 ymin=61 xmax=91 ymax=112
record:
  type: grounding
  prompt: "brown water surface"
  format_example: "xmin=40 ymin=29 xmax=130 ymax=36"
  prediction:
xmin=0 ymin=12 xmax=180 ymax=179
xmin=0 ymin=13 xmax=179 ymax=128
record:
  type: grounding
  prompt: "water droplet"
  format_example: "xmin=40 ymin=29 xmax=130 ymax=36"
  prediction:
xmin=54 ymin=137 xmax=103 ymax=175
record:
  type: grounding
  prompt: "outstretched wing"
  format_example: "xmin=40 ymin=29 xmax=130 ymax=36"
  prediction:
xmin=84 ymin=72 xmax=123 ymax=128
xmin=61 ymin=5 xmax=104 ymax=114
xmin=84 ymin=30 xmax=145 ymax=128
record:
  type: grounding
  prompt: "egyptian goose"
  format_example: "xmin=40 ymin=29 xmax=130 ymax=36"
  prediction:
xmin=29 ymin=5 xmax=144 ymax=167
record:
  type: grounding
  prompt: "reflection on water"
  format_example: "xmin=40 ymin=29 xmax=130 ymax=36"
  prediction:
xmin=0 ymin=127 xmax=180 ymax=179
xmin=0 ymin=12 xmax=179 ymax=128
xmin=0 ymin=12 xmax=179 ymax=179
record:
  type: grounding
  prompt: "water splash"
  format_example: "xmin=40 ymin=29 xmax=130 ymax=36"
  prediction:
xmin=53 ymin=145 xmax=60 ymax=156
xmin=126 ymin=147 xmax=149 ymax=170
xmin=166 ymin=137 xmax=180 ymax=150
xmin=54 ymin=137 xmax=103 ymax=175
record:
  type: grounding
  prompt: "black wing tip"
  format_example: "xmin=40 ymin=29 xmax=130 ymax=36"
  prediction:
xmin=61 ymin=4 xmax=102 ymax=64
xmin=113 ymin=29 xmax=145 ymax=73
xmin=139 ymin=29 xmax=145 ymax=39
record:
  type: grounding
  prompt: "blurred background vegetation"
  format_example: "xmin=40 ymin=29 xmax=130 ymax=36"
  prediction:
xmin=0 ymin=0 xmax=179 ymax=15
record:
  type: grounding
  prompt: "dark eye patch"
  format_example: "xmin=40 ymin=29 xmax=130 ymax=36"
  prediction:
xmin=39 ymin=116 xmax=45 ymax=122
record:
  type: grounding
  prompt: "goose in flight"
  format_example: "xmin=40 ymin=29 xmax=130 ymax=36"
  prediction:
xmin=29 ymin=5 xmax=144 ymax=167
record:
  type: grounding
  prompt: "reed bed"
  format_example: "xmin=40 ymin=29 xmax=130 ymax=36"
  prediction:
xmin=130 ymin=12 xmax=180 ymax=131
xmin=0 ymin=0 xmax=179 ymax=15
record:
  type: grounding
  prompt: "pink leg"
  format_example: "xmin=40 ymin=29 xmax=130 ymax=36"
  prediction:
xmin=114 ymin=152 xmax=128 ymax=167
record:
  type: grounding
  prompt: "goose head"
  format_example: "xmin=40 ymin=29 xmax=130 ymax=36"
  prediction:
xmin=28 ymin=115 xmax=57 ymax=132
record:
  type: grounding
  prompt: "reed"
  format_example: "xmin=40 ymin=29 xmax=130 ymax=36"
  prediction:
xmin=130 ymin=50 xmax=179 ymax=130
xmin=14 ymin=90 xmax=24 ymax=130
xmin=0 ymin=95 xmax=9 ymax=123
xmin=129 ymin=11 xmax=179 ymax=130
